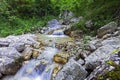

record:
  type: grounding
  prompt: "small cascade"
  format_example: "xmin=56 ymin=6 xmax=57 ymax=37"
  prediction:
xmin=12 ymin=47 xmax=59 ymax=80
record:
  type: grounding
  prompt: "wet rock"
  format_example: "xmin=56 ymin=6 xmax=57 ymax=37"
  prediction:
xmin=52 ymin=30 xmax=64 ymax=35
xmin=0 ymin=47 xmax=21 ymax=75
xmin=33 ymin=42 xmax=40 ymax=49
xmin=53 ymin=52 xmax=69 ymax=64
xmin=97 ymin=22 xmax=117 ymax=38
xmin=32 ymin=49 xmax=40 ymax=58
xmin=22 ymin=47 xmax=33 ymax=60
xmin=9 ymin=42 xmax=25 ymax=52
xmin=52 ymin=65 xmax=62 ymax=78
xmin=55 ymin=59 xmax=87 ymax=80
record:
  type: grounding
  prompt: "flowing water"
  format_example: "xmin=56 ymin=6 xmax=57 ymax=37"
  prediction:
xmin=10 ymin=26 xmax=71 ymax=80
xmin=12 ymin=47 xmax=59 ymax=80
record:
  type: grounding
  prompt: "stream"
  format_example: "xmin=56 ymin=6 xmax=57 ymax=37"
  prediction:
xmin=10 ymin=22 xmax=70 ymax=80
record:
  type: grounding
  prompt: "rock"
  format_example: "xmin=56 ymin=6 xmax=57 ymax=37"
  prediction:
xmin=45 ymin=19 xmax=62 ymax=34
xmin=0 ymin=47 xmax=22 ymax=75
xmin=101 ymin=36 xmax=120 ymax=46
xmin=55 ymin=59 xmax=87 ymax=80
xmin=52 ymin=65 xmax=62 ymax=78
xmin=64 ymin=29 xmax=83 ymax=38
xmin=53 ymin=52 xmax=69 ymax=64
xmin=0 ymin=42 xmax=9 ymax=47
xmin=0 ymin=73 xmax=2 ymax=78
xmin=32 ymin=49 xmax=40 ymax=58
xmin=22 ymin=47 xmax=33 ymax=60
xmin=1 ymin=75 xmax=14 ymax=80
xmin=102 ymin=34 xmax=112 ymax=39
xmin=33 ymin=42 xmax=40 ymax=49
xmin=97 ymin=22 xmax=117 ymax=38
xmin=52 ymin=30 xmax=64 ymax=35
xmin=9 ymin=42 xmax=25 ymax=52
xmin=77 ymin=59 xmax=84 ymax=65
xmin=85 ymin=45 xmax=117 ymax=70
xmin=88 ymin=43 xmax=96 ymax=51
xmin=85 ymin=20 xmax=93 ymax=28
xmin=70 ymin=17 xmax=81 ymax=23
xmin=0 ymin=47 xmax=21 ymax=58
xmin=86 ymin=49 xmax=120 ymax=80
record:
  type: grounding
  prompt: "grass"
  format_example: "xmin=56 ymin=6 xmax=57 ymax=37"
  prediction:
xmin=0 ymin=15 xmax=56 ymax=37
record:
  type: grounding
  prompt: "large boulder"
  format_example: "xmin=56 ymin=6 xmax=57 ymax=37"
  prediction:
xmin=85 ymin=36 xmax=120 ymax=70
xmin=97 ymin=22 xmax=117 ymax=38
xmin=86 ymin=49 xmax=120 ymax=80
xmin=45 ymin=19 xmax=62 ymax=34
xmin=55 ymin=59 xmax=87 ymax=80
xmin=0 ymin=47 xmax=22 ymax=76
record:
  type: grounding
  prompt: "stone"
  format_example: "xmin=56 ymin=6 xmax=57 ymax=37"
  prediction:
xmin=53 ymin=52 xmax=69 ymax=64
xmin=55 ymin=59 xmax=87 ymax=80
xmin=9 ymin=42 xmax=25 ymax=52
xmin=52 ymin=65 xmax=62 ymax=77
xmin=0 ymin=73 xmax=2 ymax=78
xmin=52 ymin=30 xmax=64 ymax=35
xmin=0 ymin=47 xmax=21 ymax=58
xmin=0 ymin=47 xmax=21 ymax=75
xmin=97 ymin=22 xmax=117 ymax=38
xmin=85 ymin=45 xmax=117 ymax=70
xmin=1 ymin=75 xmax=14 ymax=80
xmin=77 ymin=59 xmax=84 ymax=65
xmin=88 ymin=43 xmax=96 ymax=51
xmin=32 ymin=49 xmax=40 ymax=58
xmin=22 ymin=47 xmax=33 ymax=60
xmin=85 ymin=20 xmax=93 ymax=28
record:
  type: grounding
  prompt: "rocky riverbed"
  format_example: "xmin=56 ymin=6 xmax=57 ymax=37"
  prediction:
xmin=0 ymin=17 xmax=120 ymax=80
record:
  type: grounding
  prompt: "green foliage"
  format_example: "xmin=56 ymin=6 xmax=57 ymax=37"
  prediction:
xmin=0 ymin=15 xmax=54 ymax=37
xmin=72 ymin=19 xmax=87 ymax=32
xmin=0 ymin=0 xmax=57 ymax=37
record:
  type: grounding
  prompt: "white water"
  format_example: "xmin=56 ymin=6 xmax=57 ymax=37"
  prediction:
xmin=12 ymin=47 xmax=58 ymax=80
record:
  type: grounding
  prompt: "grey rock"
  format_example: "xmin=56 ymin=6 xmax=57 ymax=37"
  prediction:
xmin=101 ymin=37 xmax=120 ymax=46
xmin=55 ymin=59 xmax=87 ymax=80
xmin=46 ymin=19 xmax=62 ymax=34
xmin=0 ymin=47 xmax=21 ymax=58
xmin=89 ymin=43 xmax=96 ymax=51
xmin=77 ymin=59 xmax=84 ymax=65
xmin=47 ymin=19 xmax=60 ymax=28
xmin=9 ymin=42 xmax=25 ymax=52
xmin=0 ymin=47 xmax=21 ymax=75
xmin=85 ymin=45 xmax=115 ymax=70
xmin=0 ymin=34 xmax=38 ymax=46
xmin=22 ymin=47 xmax=33 ymax=60
xmin=97 ymin=22 xmax=117 ymax=38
